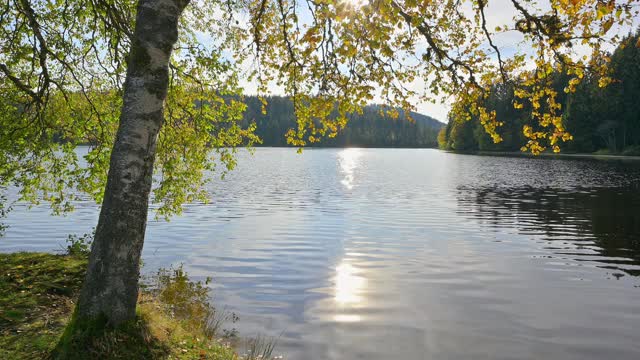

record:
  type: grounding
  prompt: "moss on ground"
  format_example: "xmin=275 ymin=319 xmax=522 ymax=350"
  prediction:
xmin=0 ymin=252 xmax=240 ymax=359
xmin=1 ymin=252 xmax=86 ymax=358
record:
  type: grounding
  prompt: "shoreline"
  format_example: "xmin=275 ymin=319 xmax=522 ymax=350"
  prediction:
xmin=446 ymin=150 xmax=640 ymax=161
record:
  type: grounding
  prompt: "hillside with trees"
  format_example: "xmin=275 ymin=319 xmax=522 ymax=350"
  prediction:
xmin=241 ymin=96 xmax=445 ymax=147
xmin=439 ymin=30 xmax=640 ymax=156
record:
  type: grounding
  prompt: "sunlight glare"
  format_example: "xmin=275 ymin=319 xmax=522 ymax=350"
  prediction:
xmin=334 ymin=262 xmax=366 ymax=305
xmin=338 ymin=148 xmax=362 ymax=190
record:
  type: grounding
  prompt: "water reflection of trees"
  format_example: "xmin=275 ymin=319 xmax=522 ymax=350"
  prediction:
xmin=456 ymin=186 xmax=640 ymax=276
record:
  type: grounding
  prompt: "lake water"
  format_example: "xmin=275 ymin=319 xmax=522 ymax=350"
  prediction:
xmin=2 ymin=148 xmax=640 ymax=359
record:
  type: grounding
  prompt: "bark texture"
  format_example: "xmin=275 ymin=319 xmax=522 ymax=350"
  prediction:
xmin=77 ymin=0 xmax=189 ymax=325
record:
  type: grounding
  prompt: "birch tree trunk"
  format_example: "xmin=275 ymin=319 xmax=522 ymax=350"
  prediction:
xmin=77 ymin=0 xmax=189 ymax=325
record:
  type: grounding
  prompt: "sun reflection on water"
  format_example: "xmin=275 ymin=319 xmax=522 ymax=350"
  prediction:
xmin=338 ymin=148 xmax=362 ymax=190
xmin=334 ymin=262 xmax=366 ymax=305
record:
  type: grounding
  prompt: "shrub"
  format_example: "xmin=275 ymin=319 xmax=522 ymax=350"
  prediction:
xmin=65 ymin=231 xmax=94 ymax=257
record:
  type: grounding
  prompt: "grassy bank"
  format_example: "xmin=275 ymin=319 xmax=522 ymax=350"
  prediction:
xmin=0 ymin=252 xmax=268 ymax=359
xmin=1 ymin=253 xmax=86 ymax=358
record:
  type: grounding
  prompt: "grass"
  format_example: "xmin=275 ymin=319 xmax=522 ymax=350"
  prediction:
xmin=1 ymin=252 xmax=278 ymax=359
xmin=52 ymin=296 xmax=238 ymax=360
xmin=1 ymin=252 xmax=86 ymax=359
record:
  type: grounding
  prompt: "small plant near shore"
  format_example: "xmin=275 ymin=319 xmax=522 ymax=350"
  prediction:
xmin=0 ymin=190 xmax=10 ymax=236
xmin=64 ymin=231 xmax=94 ymax=257
xmin=206 ymin=307 xmax=240 ymax=339
xmin=242 ymin=334 xmax=281 ymax=360
xmin=147 ymin=265 xmax=242 ymax=340
xmin=150 ymin=265 xmax=212 ymax=322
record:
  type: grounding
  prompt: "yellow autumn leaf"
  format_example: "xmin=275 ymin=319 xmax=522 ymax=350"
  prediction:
xmin=602 ymin=19 xmax=613 ymax=34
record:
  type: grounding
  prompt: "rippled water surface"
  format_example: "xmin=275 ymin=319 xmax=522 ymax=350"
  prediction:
xmin=3 ymin=148 xmax=640 ymax=359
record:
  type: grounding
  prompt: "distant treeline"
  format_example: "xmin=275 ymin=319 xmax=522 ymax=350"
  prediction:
xmin=438 ymin=30 xmax=640 ymax=155
xmin=240 ymin=96 xmax=445 ymax=148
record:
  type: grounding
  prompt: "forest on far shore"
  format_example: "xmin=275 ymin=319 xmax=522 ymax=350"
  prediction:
xmin=438 ymin=30 xmax=640 ymax=156
xmin=240 ymin=97 xmax=445 ymax=148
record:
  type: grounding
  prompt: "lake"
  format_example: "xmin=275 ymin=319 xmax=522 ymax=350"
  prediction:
xmin=2 ymin=148 xmax=640 ymax=359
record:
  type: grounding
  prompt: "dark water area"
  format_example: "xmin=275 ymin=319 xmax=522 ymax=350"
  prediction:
xmin=2 ymin=148 xmax=640 ymax=359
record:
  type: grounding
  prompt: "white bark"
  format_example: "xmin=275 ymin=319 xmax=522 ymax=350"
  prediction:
xmin=77 ymin=0 xmax=190 ymax=325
